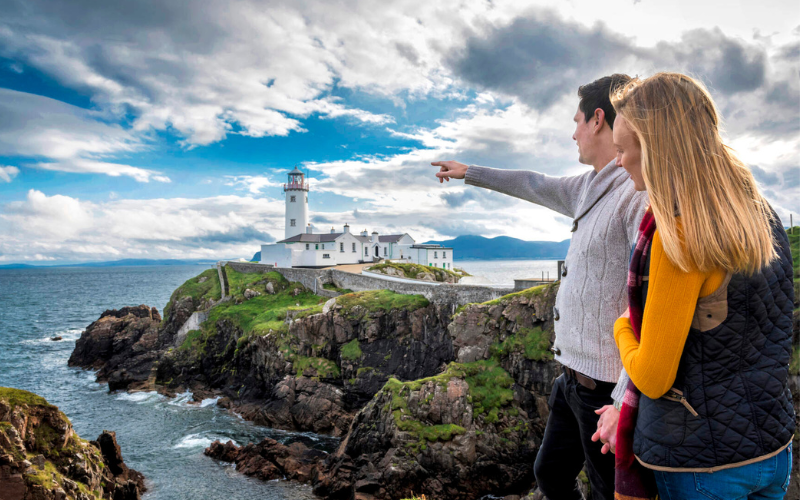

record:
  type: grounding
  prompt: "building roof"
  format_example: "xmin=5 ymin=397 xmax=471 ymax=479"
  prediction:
xmin=411 ymin=244 xmax=453 ymax=250
xmin=277 ymin=233 xmax=342 ymax=243
xmin=288 ymin=167 xmax=304 ymax=175
xmin=378 ymin=234 xmax=408 ymax=243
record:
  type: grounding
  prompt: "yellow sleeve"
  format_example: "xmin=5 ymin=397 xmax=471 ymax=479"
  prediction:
xmin=613 ymin=230 xmax=710 ymax=399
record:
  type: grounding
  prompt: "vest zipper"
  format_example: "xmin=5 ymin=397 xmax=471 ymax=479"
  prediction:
xmin=664 ymin=388 xmax=699 ymax=417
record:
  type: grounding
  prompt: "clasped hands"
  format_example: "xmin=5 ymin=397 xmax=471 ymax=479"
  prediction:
xmin=592 ymin=405 xmax=619 ymax=454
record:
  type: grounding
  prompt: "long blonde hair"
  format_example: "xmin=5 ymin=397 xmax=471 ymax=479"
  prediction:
xmin=611 ymin=72 xmax=776 ymax=274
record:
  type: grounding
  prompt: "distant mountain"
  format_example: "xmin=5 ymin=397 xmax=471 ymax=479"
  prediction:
xmin=423 ymin=235 xmax=570 ymax=261
xmin=0 ymin=263 xmax=38 ymax=269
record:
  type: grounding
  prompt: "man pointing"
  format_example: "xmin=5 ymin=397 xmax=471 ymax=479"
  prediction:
xmin=432 ymin=74 xmax=647 ymax=500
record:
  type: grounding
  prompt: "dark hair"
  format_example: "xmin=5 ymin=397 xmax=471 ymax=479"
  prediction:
xmin=578 ymin=74 xmax=631 ymax=130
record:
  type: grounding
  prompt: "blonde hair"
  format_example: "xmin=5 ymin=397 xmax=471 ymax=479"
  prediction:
xmin=611 ymin=72 xmax=776 ymax=274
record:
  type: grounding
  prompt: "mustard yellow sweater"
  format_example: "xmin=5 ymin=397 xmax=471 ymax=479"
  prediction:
xmin=614 ymin=229 xmax=726 ymax=399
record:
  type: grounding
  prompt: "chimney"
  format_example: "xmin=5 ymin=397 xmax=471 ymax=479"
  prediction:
xmin=306 ymin=224 xmax=313 ymax=234
xmin=361 ymin=229 xmax=368 ymax=237
xmin=343 ymin=224 xmax=350 ymax=234
xmin=330 ymin=227 xmax=336 ymax=234
xmin=371 ymin=231 xmax=378 ymax=243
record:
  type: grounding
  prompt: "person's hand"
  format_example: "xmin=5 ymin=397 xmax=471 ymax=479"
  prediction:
xmin=620 ymin=307 xmax=630 ymax=319
xmin=591 ymin=405 xmax=619 ymax=454
xmin=431 ymin=160 xmax=469 ymax=183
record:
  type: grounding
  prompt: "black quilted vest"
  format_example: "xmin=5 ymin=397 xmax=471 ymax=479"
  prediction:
xmin=633 ymin=219 xmax=796 ymax=470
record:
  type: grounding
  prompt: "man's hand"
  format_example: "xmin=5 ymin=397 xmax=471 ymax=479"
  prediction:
xmin=431 ymin=160 xmax=469 ymax=183
xmin=591 ymin=405 xmax=619 ymax=454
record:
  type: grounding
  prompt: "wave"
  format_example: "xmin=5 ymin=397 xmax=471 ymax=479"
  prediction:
xmin=174 ymin=432 xmax=237 ymax=449
xmin=199 ymin=397 xmax=220 ymax=408
xmin=115 ymin=391 xmax=164 ymax=403
xmin=20 ymin=328 xmax=84 ymax=345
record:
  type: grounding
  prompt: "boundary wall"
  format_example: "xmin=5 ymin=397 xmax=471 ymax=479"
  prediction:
xmin=218 ymin=261 xmax=514 ymax=306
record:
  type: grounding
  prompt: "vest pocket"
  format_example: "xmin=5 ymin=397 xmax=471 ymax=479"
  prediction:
xmin=636 ymin=393 xmax=688 ymax=447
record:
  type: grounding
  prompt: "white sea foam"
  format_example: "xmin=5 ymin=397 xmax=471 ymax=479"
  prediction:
xmin=115 ymin=391 xmax=163 ymax=403
xmin=199 ymin=397 xmax=220 ymax=408
xmin=167 ymin=391 xmax=195 ymax=406
xmin=174 ymin=433 xmax=237 ymax=449
xmin=21 ymin=328 xmax=83 ymax=345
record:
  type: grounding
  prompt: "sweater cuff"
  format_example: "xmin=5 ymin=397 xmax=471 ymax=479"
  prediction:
xmin=464 ymin=164 xmax=488 ymax=188
xmin=611 ymin=368 xmax=629 ymax=404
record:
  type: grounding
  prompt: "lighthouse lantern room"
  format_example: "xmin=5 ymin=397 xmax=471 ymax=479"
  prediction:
xmin=284 ymin=167 xmax=309 ymax=240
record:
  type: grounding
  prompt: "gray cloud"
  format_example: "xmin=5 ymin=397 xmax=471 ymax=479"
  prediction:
xmin=187 ymin=227 xmax=275 ymax=244
xmin=448 ymin=12 xmax=634 ymax=109
xmin=751 ymin=164 xmax=781 ymax=186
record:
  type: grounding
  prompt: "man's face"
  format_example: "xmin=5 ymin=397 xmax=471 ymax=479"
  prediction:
xmin=572 ymin=108 xmax=593 ymax=165
xmin=613 ymin=116 xmax=645 ymax=191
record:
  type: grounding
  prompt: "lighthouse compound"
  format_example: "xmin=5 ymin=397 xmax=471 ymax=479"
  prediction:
xmin=259 ymin=168 xmax=454 ymax=269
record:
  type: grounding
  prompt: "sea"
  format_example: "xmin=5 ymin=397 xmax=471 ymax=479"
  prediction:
xmin=0 ymin=260 xmax=558 ymax=498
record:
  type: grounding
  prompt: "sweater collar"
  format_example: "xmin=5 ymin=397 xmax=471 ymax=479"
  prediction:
xmin=573 ymin=159 xmax=631 ymax=222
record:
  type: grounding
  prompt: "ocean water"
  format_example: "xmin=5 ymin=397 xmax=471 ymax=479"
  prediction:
xmin=456 ymin=259 xmax=560 ymax=286
xmin=0 ymin=260 xmax=555 ymax=498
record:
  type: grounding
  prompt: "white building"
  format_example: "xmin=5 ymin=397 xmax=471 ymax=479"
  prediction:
xmin=259 ymin=169 xmax=454 ymax=270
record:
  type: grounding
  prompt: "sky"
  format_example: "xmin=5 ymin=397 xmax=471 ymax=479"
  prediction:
xmin=0 ymin=0 xmax=797 ymax=264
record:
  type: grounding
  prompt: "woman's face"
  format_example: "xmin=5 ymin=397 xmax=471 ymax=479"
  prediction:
xmin=613 ymin=116 xmax=645 ymax=191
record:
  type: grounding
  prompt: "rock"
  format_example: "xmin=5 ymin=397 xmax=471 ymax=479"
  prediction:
xmin=265 ymin=282 xmax=275 ymax=295
xmin=198 ymin=276 xmax=208 ymax=283
xmin=69 ymin=305 xmax=162 ymax=392
xmin=204 ymin=437 xmax=326 ymax=485
xmin=244 ymin=288 xmax=261 ymax=300
xmin=50 ymin=336 xmax=63 ymax=341
xmin=0 ymin=387 xmax=145 ymax=500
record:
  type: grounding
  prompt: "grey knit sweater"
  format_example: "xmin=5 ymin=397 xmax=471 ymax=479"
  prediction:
xmin=466 ymin=160 xmax=649 ymax=402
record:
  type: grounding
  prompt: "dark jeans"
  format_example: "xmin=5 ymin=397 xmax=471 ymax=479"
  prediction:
xmin=533 ymin=371 xmax=616 ymax=500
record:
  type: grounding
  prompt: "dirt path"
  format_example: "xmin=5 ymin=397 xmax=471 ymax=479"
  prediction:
xmin=327 ymin=263 xmax=372 ymax=274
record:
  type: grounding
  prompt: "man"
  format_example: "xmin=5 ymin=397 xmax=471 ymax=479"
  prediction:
xmin=432 ymin=74 xmax=647 ymax=500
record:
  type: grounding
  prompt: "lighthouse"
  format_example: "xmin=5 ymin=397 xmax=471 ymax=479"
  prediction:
xmin=284 ymin=167 xmax=309 ymax=240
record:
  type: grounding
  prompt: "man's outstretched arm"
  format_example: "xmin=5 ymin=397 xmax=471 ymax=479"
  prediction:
xmin=433 ymin=160 xmax=588 ymax=218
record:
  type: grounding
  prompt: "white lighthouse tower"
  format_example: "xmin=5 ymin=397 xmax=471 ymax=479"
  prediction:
xmin=284 ymin=167 xmax=309 ymax=240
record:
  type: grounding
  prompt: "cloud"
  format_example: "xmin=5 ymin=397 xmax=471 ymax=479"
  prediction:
xmin=0 ymin=89 xmax=170 ymax=182
xmin=0 ymin=190 xmax=285 ymax=262
xmin=0 ymin=166 xmax=19 ymax=182
xmin=0 ymin=0 xmax=519 ymax=147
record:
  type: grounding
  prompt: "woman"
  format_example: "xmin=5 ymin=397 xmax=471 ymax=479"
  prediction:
xmin=609 ymin=72 xmax=794 ymax=499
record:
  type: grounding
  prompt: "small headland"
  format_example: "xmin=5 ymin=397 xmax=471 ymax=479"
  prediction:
xmin=0 ymin=387 xmax=145 ymax=500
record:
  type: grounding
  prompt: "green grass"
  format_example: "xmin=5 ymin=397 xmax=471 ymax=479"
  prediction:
xmin=225 ymin=268 xmax=289 ymax=298
xmin=341 ymin=339 xmax=363 ymax=361
xmin=0 ymin=387 xmax=54 ymax=408
xmin=163 ymin=268 xmax=221 ymax=320
xmin=336 ymin=289 xmax=429 ymax=317
xmin=292 ymin=356 xmax=341 ymax=378
xmin=790 ymin=345 xmax=800 ymax=376
xmin=368 ymin=262 xmax=461 ymax=282
xmin=179 ymin=277 xmax=324 ymax=354
xmin=452 ymin=282 xmax=556 ymax=317
xmin=322 ymin=283 xmax=354 ymax=294
xmin=382 ymin=359 xmax=515 ymax=449
xmin=490 ymin=326 xmax=553 ymax=362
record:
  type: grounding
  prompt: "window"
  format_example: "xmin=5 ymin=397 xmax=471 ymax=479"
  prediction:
xmin=305 ymin=195 xmax=308 ymax=202
xmin=315 ymin=244 xmax=319 ymax=250
xmin=340 ymin=242 xmax=344 ymax=252
xmin=434 ymin=251 xmax=438 ymax=258
xmin=290 ymin=219 xmax=296 ymax=227
xmin=290 ymin=195 xmax=296 ymax=202
xmin=383 ymin=247 xmax=387 ymax=256
xmin=305 ymin=244 xmax=309 ymax=250
xmin=352 ymin=242 xmax=356 ymax=252
xmin=443 ymin=251 xmax=446 ymax=258
xmin=323 ymin=254 xmax=330 ymax=259
xmin=365 ymin=247 xmax=368 ymax=256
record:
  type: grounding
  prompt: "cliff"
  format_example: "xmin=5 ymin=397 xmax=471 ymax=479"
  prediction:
xmin=0 ymin=387 xmax=145 ymax=500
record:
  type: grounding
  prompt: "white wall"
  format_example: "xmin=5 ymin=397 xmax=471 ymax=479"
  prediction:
xmin=284 ymin=188 xmax=309 ymax=240
xmin=260 ymin=243 xmax=293 ymax=267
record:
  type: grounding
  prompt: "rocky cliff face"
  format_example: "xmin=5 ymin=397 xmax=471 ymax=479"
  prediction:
xmin=68 ymin=306 xmax=162 ymax=392
xmin=0 ymin=387 xmax=145 ymax=500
